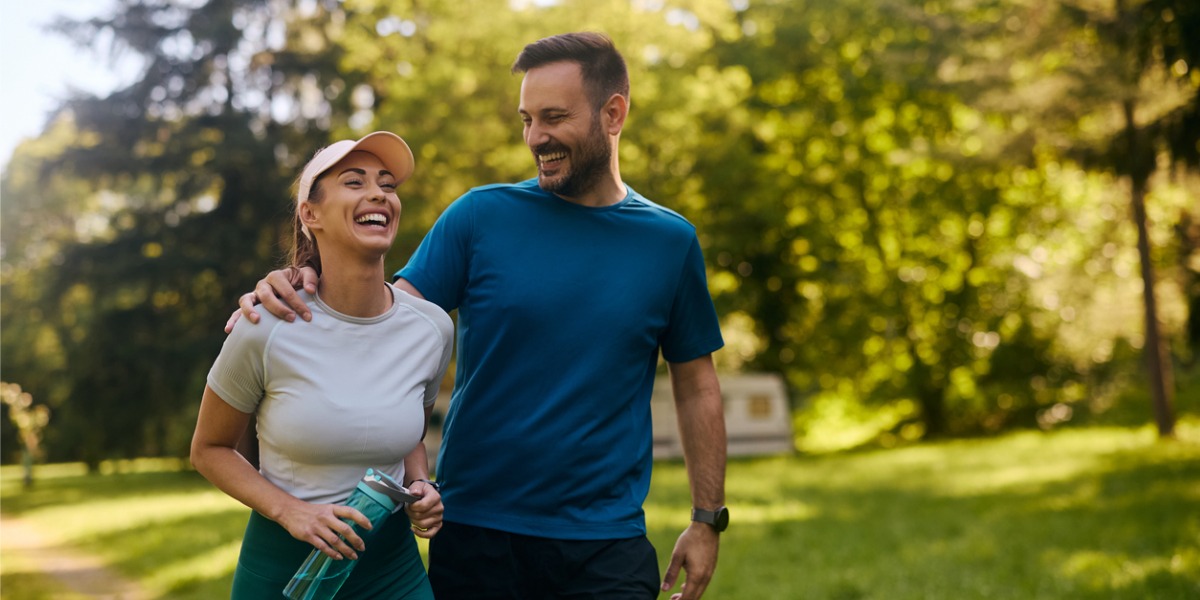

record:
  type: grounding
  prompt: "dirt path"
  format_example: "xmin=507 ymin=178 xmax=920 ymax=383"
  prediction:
xmin=1 ymin=511 xmax=150 ymax=600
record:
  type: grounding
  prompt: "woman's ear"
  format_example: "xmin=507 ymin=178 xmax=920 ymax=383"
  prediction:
xmin=298 ymin=201 xmax=322 ymax=233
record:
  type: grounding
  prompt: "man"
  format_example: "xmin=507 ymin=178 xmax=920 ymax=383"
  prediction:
xmin=235 ymin=32 xmax=727 ymax=600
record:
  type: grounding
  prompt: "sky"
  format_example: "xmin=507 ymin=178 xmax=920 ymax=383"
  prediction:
xmin=0 ymin=0 xmax=134 ymax=170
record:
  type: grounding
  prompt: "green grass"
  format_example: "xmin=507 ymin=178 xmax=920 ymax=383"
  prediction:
xmin=651 ymin=423 xmax=1200 ymax=599
xmin=3 ymin=425 xmax=1199 ymax=599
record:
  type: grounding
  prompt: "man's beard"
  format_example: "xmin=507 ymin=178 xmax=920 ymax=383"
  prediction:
xmin=537 ymin=117 xmax=610 ymax=198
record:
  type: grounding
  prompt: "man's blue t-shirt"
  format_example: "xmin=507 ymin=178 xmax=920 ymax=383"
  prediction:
xmin=397 ymin=179 xmax=723 ymax=540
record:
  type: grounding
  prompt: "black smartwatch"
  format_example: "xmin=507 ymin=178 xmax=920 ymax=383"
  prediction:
xmin=691 ymin=506 xmax=729 ymax=533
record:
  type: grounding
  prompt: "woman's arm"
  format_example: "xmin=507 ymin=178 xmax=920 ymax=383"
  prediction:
xmin=402 ymin=403 xmax=443 ymax=538
xmin=190 ymin=385 xmax=371 ymax=559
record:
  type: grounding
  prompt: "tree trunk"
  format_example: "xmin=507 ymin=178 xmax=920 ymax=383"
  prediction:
xmin=1124 ymin=100 xmax=1176 ymax=438
xmin=908 ymin=348 xmax=947 ymax=437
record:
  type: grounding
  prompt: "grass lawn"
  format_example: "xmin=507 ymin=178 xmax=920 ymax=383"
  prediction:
xmin=2 ymin=423 xmax=1198 ymax=599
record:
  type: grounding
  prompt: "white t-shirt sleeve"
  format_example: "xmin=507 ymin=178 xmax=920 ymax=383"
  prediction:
xmin=207 ymin=317 xmax=275 ymax=414
xmin=392 ymin=284 xmax=455 ymax=408
xmin=426 ymin=309 xmax=454 ymax=407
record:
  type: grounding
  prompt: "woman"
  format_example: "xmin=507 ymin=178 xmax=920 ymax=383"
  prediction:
xmin=191 ymin=131 xmax=451 ymax=599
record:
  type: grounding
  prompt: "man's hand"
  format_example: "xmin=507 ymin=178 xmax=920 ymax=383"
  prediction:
xmin=224 ymin=266 xmax=319 ymax=332
xmin=661 ymin=522 xmax=720 ymax=599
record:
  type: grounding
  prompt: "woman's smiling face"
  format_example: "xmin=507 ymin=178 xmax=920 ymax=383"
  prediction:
xmin=301 ymin=150 xmax=401 ymax=258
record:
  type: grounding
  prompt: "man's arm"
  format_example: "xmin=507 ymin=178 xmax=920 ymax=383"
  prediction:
xmin=391 ymin=277 xmax=425 ymax=300
xmin=661 ymin=354 xmax=726 ymax=600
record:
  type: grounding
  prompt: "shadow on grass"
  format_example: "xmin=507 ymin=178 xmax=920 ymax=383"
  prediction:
xmin=2 ymin=467 xmax=211 ymax=515
xmin=0 ymin=571 xmax=89 ymax=600
xmin=81 ymin=507 xmax=247 ymax=598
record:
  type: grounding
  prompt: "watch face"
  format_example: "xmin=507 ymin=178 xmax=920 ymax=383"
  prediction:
xmin=695 ymin=507 xmax=730 ymax=532
xmin=715 ymin=507 xmax=730 ymax=532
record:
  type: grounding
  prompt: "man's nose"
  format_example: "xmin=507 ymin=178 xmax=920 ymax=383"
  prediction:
xmin=526 ymin=122 xmax=549 ymax=147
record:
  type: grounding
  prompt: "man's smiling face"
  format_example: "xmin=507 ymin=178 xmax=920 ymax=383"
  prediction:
xmin=518 ymin=60 xmax=611 ymax=199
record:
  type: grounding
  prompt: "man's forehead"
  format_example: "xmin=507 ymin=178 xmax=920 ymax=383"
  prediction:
xmin=519 ymin=64 xmax=587 ymax=112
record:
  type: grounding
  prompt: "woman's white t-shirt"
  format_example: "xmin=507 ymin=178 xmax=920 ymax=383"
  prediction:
xmin=207 ymin=284 xmax=453 ymax=505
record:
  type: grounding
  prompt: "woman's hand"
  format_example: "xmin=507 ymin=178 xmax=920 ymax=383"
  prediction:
xmin=277 ymin=499 xmax=373 ymax=560
xmin=403 ymin=481 xmax=444 ymax=539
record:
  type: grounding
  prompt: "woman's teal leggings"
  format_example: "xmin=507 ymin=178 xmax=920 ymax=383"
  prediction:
xmin=230 ymin=510 xmax=433 ymax=599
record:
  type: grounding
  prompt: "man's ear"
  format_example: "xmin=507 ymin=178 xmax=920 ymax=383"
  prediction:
xmin=602 ymin=93 xmax=628 ymax=136
xmin=299 ymin=201 xmax=322 ymax=233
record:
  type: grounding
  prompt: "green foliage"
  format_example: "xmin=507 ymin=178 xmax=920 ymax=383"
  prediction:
xmin=1 ymin=0 xmax=377 ymax=466
xmin=0 ymin=0 xmax=1197 ymax=462
xmin=695 ymin=0 xmax=1091 ymax=436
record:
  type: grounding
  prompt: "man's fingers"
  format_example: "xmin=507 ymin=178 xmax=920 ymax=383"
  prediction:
xmin=661 ymin=553 xmax=683 ymax=592
xmin=256 ymin=281 xmax=298 ymax=321
xmin=234 ymin=292 xmax=262 ymax=326
xmin=262 ymin=271 xmax=312 ymax=321
xmin=225 ymin=308 xmax=244 ymax=333
xmin=681 ymin=579 xmax=709 ymax=600
xmin=299 ymin=266 xmax=320 ymax=293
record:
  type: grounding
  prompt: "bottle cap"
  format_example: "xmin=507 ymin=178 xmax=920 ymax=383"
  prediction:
xmin=355 ymin=468 xmax=411 ymax=509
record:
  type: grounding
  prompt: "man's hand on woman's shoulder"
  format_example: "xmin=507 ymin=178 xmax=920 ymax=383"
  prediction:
xmin=224 ymin=266 xmax=320 ymax=332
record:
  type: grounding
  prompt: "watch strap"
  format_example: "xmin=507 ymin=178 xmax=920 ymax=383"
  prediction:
xmin=406 ymin=478 xmax=440 ymax=491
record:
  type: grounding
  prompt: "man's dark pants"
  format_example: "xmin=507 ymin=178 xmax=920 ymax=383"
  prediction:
xmin=428 ymin=521 xmax=661 ymax=599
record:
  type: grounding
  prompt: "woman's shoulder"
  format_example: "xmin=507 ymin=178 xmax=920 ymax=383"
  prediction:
xmin=389 ymin=285 xmax=454 ymax=338
xmin=228 ymin=291 xmax=319 ymax=339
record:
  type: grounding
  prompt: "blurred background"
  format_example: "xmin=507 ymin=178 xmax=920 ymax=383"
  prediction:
xmin=1 ymin=0 xmax=1197 ymax=469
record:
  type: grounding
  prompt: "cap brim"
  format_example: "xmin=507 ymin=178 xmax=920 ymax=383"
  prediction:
xmin=297 ymin=131 xmax=416 ymax=207
xmin=347 ymin=131 xmax=415 ymax=185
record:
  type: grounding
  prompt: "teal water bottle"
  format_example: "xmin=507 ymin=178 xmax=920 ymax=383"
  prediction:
xmin=282 ymin=469 xmax=414 ymax=600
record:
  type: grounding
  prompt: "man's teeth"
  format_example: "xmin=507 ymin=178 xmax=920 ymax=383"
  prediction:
xmin=356 ymin=214 xmax=388 ymax=225
xmin=539 ymin=152 xmax=566 ymax=163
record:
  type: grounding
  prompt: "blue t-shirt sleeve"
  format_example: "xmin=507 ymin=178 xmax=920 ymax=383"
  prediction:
xmin=660 ymin=234 xmax=724 ymax=363
xmin=395 ymin=195 xmax=474 ymax=312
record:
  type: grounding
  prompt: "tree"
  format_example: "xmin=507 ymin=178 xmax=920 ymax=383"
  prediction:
xmin=1 ymin=382 xmax=50 ymax=486
xmin=690 ymin=0 xmax=1085 ymax=440
xmin=1049 ymin=0 xmax=1200 ymax=437
xmin=2 ymin=0 xmax=377 ymax=466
